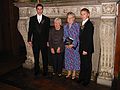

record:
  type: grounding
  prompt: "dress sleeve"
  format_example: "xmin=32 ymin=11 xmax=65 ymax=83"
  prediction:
xmin=72 ymin=23 xmax=80 ymax=48
xmin=63 ymin=25 xmax=68 ymax=42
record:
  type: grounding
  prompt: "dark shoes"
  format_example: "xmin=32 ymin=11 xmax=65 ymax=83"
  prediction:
xmin=66 ymin=75 xmax=71 ymax=79
xmin=77 ymin=79 xmax=89 ymax=87
xmin=52 ymin=73 xmax=56 ymax=76
xmin=43 ymin=72 xmax=48 ymax=76
xmin=72 ymin=76 xmax=76 ymax=80
xmin=77 ymin=79 xmax=83 ymax=84
xmin=52 ymin=73 xmax=62 ymax=77
xmin=34 ymin=74 xmax=40 ymax=80
xmin=58 ymin=74 xmax=62 ymax=77
xmin=82 ymin=82 xmax=89 ymax=87
xmin=66 ymin=75 xmax=76 ymax=80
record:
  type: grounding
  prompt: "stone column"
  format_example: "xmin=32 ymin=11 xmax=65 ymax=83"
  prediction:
xmin=97 ymin=2 xmax=117 ymax=86
xmin=17 ymin=7 xmax=35 ymax=69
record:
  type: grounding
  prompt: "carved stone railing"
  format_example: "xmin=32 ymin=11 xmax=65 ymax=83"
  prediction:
xmin=15 ymin=1 xmax=117 ymax=86
xmin=97 ymin=2 xmax=117 ymax=86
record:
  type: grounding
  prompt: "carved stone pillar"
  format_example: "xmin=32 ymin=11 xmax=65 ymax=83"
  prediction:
xmin=17 ymin=7 xmax=34 ymax=69
xmin=97 ymin=2 xmax=117 ymax=86
xmin=18 ymin=19 xmax=34 ymax=69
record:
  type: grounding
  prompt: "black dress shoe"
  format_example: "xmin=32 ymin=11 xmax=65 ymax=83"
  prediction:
xmin=82 ymin=82 xmax=89 ymax=87
xmin=58 ymin=74 xmax=62 ymax=77
xmin=43 ymin=72 xmax=48 ymax=76
xmin=34 ymin=74 xmax=40 ymax=80
xmin=76 ymin=79 xmax=83 ymax=84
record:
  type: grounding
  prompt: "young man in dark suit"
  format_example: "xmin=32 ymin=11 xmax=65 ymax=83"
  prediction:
xmin=28 ymin=4 xmax=50 ymax=78
xmin=78 ymin=8 xmax=94 ymax=86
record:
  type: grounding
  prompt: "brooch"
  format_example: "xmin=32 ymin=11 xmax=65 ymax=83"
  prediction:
xmin=80 ymin=23 xmax=85 ymax=30
xmin=81 ymin=25 xmax=85 ymax=30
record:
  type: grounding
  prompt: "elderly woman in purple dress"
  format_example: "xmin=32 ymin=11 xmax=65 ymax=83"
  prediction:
xmin=64 ymin=12 xmax=80 ymax=79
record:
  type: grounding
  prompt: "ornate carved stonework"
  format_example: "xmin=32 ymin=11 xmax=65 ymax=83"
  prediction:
xmin=19 ymin=7 xmax=30 ymax=18
xmin=99 ymin=19 xmax=115 ymax=79
xmin=96 ymin=18 xmax=115 ymax=86
xmin=17 ymin=19 xmax=34 ymax=69
xmin=43 ymin=5 xmax=102 ymax=18
xmin=19 ymin=5 xmax=102 ymax=18
xmin=96 ymin=3 xmax=117 ymax=86
xmin=102 ymin=2 xmax=116 ymax=15
xmin=18 ymin=0 xmax=31 ymax=2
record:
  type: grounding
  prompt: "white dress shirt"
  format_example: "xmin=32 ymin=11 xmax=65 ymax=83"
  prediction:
xmin=82 ymin=18 xmax=89 ymax=26
xmin=37 ymin=14 xmax=42 ymax=23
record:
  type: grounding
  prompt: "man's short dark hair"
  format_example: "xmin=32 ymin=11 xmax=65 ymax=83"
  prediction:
xmin=81 ymin=8 xmax=90 ymax=14
xmin=36 ymin=4 xmax=43 ymax=9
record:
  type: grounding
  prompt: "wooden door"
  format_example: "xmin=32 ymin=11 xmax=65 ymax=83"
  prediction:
xmin=114 ymin=4 xmax=120 ymax=78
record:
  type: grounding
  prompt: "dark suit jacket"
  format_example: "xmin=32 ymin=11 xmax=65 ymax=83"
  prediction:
xmin=28 ymin=15 xmax=50 ymax=47
xmin=79 ymin=19 xmax=94 ymax=54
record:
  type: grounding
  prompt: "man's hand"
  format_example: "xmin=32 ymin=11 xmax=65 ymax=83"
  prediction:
xmin=82 ymin=51 xmax=87 ymax=55
xmin=57 ymin=47 xmax=61 ymax=53
xmin=47 ymin=42 xmax=49 ymax=47
xmin=28 ymin=42 xmax=32 ymax=47
xmin=51 ymin=48 xmax=55 ymax=54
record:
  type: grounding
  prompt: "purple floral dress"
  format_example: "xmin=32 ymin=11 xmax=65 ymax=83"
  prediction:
xmin=64 ymin=22 xmax=80 ymax=70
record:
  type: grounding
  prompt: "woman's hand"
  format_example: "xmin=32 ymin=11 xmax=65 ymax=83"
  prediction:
xmin=51 ymin=48 xmax=55 ymax=54
xmin=57 ymin=47 xmax=61 ymax=53
xmin=65 ymin=44 xmax=74 ymax=48
xmin=28 ymin=42 xmax=32 ymax=47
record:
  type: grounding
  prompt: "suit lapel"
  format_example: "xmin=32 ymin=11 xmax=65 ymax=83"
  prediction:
xmin=34 ymin=15 xmax=39 ymax=24
xmin=35 ymin=15 xmax=45 ymax=24
xmin=81 ymin=19 xmax=90 ymax=32
xmin=84 ymin=19 xmax=90 ymax=28
xmin=40 ymin=15 xmax=45 ymax=24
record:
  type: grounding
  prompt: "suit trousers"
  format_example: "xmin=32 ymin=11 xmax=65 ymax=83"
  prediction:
xmin=79 ymin=53 xmax=92 ymax=84
xmin=32 ymin=45 xmax=48 ymax=75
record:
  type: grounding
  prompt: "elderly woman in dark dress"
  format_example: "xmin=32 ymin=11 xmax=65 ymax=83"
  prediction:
xmin=49 ymin=18 xmax=64 ymax=77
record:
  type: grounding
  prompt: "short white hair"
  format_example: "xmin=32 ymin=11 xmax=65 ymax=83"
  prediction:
xmin=54 ymin=17 xmax=62 ymax=25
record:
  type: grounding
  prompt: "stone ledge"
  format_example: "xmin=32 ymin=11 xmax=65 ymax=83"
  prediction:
xmin=14 ymin=1 xmax=101 ymax=8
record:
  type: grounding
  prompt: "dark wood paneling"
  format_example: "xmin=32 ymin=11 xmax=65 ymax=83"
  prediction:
xmin=114 ymin=4 xmax=120 ymax=78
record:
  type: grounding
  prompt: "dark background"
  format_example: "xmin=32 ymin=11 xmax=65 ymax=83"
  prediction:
xmin=0 ymin=0 xmax=26 ymax=59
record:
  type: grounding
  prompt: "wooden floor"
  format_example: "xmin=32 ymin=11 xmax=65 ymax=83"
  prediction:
xmin=0 ymin=56 xmax=118 ymax=90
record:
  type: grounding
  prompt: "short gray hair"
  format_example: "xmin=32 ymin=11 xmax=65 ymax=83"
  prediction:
xmin=54 ymin=17 xmax=62 ymax=25
xmin=67 ymin=12 xmax=76 ymax=18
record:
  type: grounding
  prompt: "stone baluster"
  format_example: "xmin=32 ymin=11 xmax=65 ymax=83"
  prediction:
xmin=17 ymin=7 xmax=34 ymax=69
xmin=97 ymin=2 xmax=116 ymax=86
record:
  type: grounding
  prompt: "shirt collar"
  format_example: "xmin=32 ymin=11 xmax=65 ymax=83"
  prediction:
xmin=82 ymin=18 xmax=89 ymax=26
xmin=37 ymin=14 xmax=42 ymax=23
xmin=37 ymin=14 xmax=42 ymax=19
